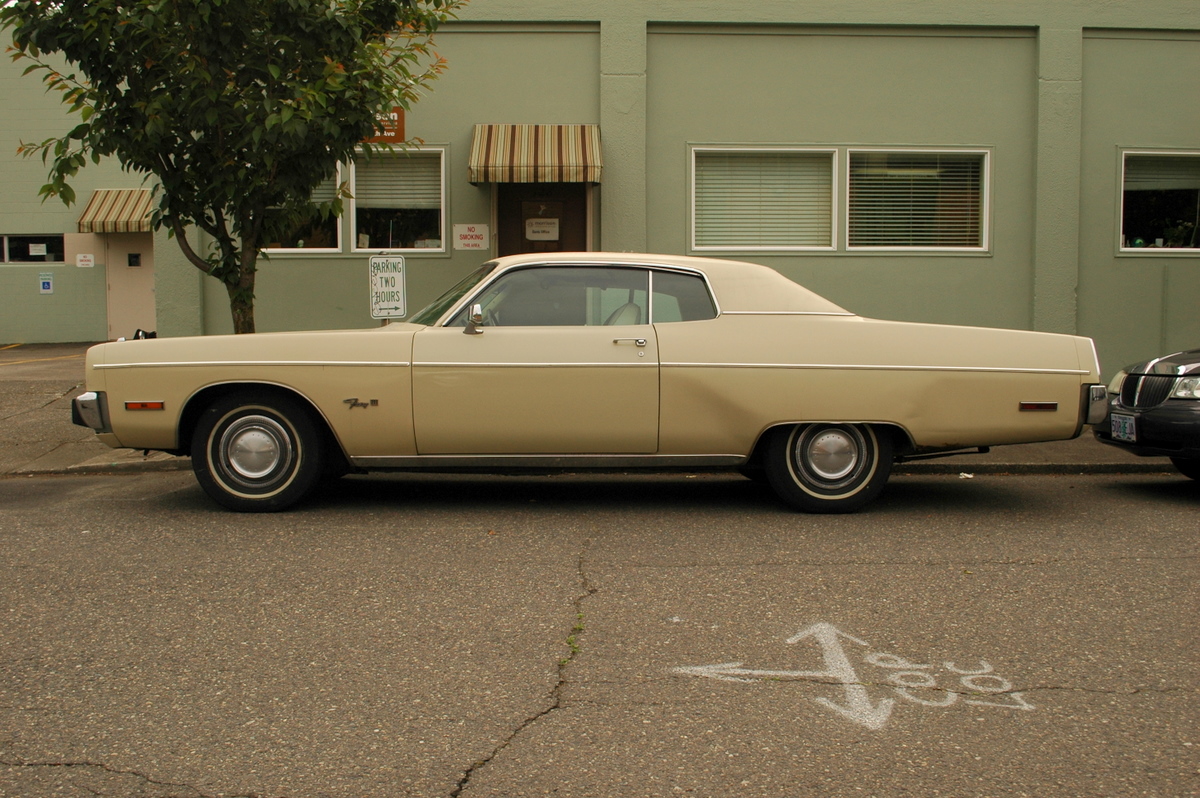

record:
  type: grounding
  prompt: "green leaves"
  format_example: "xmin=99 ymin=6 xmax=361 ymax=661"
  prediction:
xmin=2 ymin=0 xmax=466 ymax=333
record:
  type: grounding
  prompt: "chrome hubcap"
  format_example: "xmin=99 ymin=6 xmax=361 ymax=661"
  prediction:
xmin=804 ymin=429 xmax=860 ymax=481
xmin=219 ymin=415 xmax=292 ymax=483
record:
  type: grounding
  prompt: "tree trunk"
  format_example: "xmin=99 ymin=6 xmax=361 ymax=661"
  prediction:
xmin=227 ymin=281 xmax=256 ymax=334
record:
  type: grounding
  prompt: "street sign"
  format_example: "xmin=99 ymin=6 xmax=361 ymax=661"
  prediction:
xmin=369 ymin=256 xmax=406 ymax=319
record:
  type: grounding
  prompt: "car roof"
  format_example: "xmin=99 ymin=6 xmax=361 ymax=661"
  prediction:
xmin=487 ymin=252 xmax=851 ymax=315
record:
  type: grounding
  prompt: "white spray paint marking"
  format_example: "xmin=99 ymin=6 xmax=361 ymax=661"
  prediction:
xmin=673 ymin=622 xmax=1034 ymax=730
xmin=787 ymin=623 xmax=895 ymax=730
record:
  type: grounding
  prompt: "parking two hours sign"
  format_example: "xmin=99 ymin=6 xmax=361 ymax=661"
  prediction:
xmin=369 ymin=256 xmax=406 ymax=319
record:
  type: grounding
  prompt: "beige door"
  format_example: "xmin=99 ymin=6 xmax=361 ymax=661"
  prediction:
xmin=411 ymin=265 xmax=658 ymax=454
xmin=412 ymin=325 xmax=659 ymax=454
xmin=104 ymin=233 xmax=156 ymax=340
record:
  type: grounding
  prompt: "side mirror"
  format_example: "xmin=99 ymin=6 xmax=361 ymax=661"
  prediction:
xmin=464 ymin=303 xmax=485 ymax=335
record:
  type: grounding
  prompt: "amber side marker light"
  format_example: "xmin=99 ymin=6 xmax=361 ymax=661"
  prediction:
xmin=125 ymin=401 xmax=165 ymax=411
xmin=1019 ymin=402 xmax=1058 ymax=412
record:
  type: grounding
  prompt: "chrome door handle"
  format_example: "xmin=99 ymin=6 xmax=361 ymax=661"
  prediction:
xmin=613 ymin=338 xmax=647 ymax=346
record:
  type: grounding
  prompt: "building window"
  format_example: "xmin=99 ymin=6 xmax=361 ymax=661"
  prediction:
xmin=847 ymin=150 xmax=987 ymax=250
xmin=1 ymin=234 xmax=65 ymax=263
xmin=1121 ymin=152 xmax=1200 ymax=251
xmin=264 ymin=171 xmax=342 ymax=252
xmin=352 ymin=149 xmax=444 ymax=252
xmin=692 ymin=148 xmax=835 ymax=251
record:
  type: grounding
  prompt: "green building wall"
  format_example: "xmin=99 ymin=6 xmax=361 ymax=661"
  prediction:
xmin=3 ymin=1 xmax=1198 ymax=380
xmin=0 ymin=53 xmax=128 ymax=343
xmin=1079 ymin=30 xmax=1200 ymax=372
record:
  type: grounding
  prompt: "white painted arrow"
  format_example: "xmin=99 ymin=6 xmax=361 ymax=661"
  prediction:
xmin=671 ymin=662 xmax=835 ymax=683
xmin=673 ymin=622 xmax=894 ymax=730
xmin=788 ymin=623 xmax=894 ymax=730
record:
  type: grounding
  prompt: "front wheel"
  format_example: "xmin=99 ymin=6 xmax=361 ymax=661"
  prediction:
xmin=191 ymin=393 xmax=324 ymax=512
xmin=765 ymin=423 xmax=893 ymax=513
xmin=1170 ymin=457 xmax=1200 ymax=481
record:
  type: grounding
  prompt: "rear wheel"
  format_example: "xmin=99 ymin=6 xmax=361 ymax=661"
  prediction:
xmin=765 ymin=423 xmax=893 ymax=513
xmin=1170 ymin=457 xmax=1200 ymax=481
xmin=191 ymin=392 xmax=324 ymax=512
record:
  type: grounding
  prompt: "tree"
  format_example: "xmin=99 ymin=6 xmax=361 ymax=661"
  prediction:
xmin=1 ymin=0 xmax=464 ymax=333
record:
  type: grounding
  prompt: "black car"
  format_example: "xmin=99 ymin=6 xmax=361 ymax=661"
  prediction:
xmin=1095 ymin=348 xmax=1200 ymax=480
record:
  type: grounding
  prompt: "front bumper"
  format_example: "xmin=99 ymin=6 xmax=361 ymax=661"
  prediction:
xmin=72 ymin=391 xmax=111 ymax=433
xmin=1094 ymin=399 xmax=1200 ymax=459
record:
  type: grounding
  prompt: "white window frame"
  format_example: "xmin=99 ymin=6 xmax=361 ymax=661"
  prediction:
xmin=845 ymin=148 xmax=991 ymax=253
xmin=1119 ymin=149 xmax=1200 ymax=254
xmin=690 ymin=146 xmax=838 ymax=253
xmin=1 ymin=233 xmax=67 ymax=264
xmin=351 ymin=146 xmax=447 ymax=254
xmin=261 ymin=165 xmax=344 ymax=255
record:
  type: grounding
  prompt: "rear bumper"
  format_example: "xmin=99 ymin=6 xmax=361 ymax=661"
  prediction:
xmin=1083 ymin=384 xmax=1108 ymax=428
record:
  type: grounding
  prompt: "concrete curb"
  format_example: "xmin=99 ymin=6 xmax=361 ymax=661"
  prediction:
xmin=10 ymin=451 xmax=191 ymax=477
xmin=894 ymin=461 xmax=1173 ymax=475
xmin=64 ymin=452 xmax=192 ymax=475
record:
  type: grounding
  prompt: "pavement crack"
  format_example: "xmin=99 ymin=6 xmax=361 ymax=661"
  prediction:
xmin=1019 ymin=684 xmax=1197 ymax=696
xmin=0 ymin=757 xmax=229 ymax=797
xmin=450 ymin=538 xmax=597 ymax=797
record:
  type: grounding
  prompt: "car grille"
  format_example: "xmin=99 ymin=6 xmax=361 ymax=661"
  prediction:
xmin=1119 ymin=374 xmax=1176 ymax=409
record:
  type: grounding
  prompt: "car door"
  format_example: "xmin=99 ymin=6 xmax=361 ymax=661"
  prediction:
xmin=411 ymin=265 xmax=659 ymax=454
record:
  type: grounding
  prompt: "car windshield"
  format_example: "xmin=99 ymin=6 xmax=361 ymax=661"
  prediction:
xmin=407 ymin=262 xmax=499 ymax=326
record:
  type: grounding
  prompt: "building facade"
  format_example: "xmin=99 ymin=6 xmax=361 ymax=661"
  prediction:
xmin=2 ymin=1 xmax=1198 ymax=377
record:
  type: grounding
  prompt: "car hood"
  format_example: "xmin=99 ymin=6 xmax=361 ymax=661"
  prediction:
xmin=1124 ymin=348 xmax=1200 ymax=376
xmin=84 ymin=324 xmax=422 ymax=369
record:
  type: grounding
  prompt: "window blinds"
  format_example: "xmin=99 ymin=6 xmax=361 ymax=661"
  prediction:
xmin=355 ymin=152 xmax=442 ymax=209
xmin=310 ymin=173 xmax=339 ymax=204
xmin=694 ymin=150 xmax=833 ymax=248
xmin=848 ymin=152 xmax=984 ymax=248
xmin=1124 ymin=154 xmax=1200 ymax=191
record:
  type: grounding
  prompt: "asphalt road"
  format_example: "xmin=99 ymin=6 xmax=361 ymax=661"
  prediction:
xmin=1 ymin=469 xmax=1197 ymax=797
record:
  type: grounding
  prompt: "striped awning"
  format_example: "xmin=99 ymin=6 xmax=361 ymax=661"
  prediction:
xmin=468 ymin=124 xmax=602 ymax=183
xmin=77 ymin=188 xmax=153 ymax=233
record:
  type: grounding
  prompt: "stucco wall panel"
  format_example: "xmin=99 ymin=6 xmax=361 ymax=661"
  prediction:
xmin=646 ymin=28 xmax=1038 ymax=329
xmin=1079 ymin=31 xmax=1200 ymax=374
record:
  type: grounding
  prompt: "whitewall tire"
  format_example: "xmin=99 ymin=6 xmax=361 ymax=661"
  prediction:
xmin=191 ymin=392 xmax=324 ymax=512
xmin=765 ymin=423 xmax=893 ymax=513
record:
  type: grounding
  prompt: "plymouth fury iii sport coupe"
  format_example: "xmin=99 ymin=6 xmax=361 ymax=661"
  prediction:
xmin=73 ymin=253 xmax=1108 ymax=513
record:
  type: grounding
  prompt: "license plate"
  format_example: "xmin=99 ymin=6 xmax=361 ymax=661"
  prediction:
xmin=1111 ymin=413 xmax=1137 ymax=443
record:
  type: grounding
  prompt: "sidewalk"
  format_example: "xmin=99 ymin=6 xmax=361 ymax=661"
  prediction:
xmin=0 ymin=341 xmax=1168 ymax=478
xmin=0 ymin=342 xmax=189 ymax=477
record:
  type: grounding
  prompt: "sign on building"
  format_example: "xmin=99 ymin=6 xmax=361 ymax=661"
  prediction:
xmin=453 ymin=224 xmax=490 ymax=250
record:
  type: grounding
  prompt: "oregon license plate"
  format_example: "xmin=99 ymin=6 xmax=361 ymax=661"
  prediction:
xmin=1111 ymin=413 xmax=1137 ymax=443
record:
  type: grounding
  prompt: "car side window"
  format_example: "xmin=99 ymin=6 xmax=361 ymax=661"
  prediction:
xmin=651 ymin=271 xmax=717 ymax=323
xmin=449 ymin=267 xmax=649 ymax=327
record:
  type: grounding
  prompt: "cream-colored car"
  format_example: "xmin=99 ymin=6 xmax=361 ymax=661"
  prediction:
xmin=73 ymin=253 xmax=1107 ymax=513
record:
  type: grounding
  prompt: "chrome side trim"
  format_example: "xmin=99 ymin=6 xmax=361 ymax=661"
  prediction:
xmin=413 ymin=362 xmax=656 ymax=368
xmin=720 ymin=311 xmax=857 ymax=317
xmin=95 ymin=359 xmax=1089 ymax=376
xmin=95 ymin=361 xmax=411 ymax=370
xmin=350 ymin=454 xmax=747 ymax=469
xmin=659 ymin=362 xmax=1093 ymax=376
